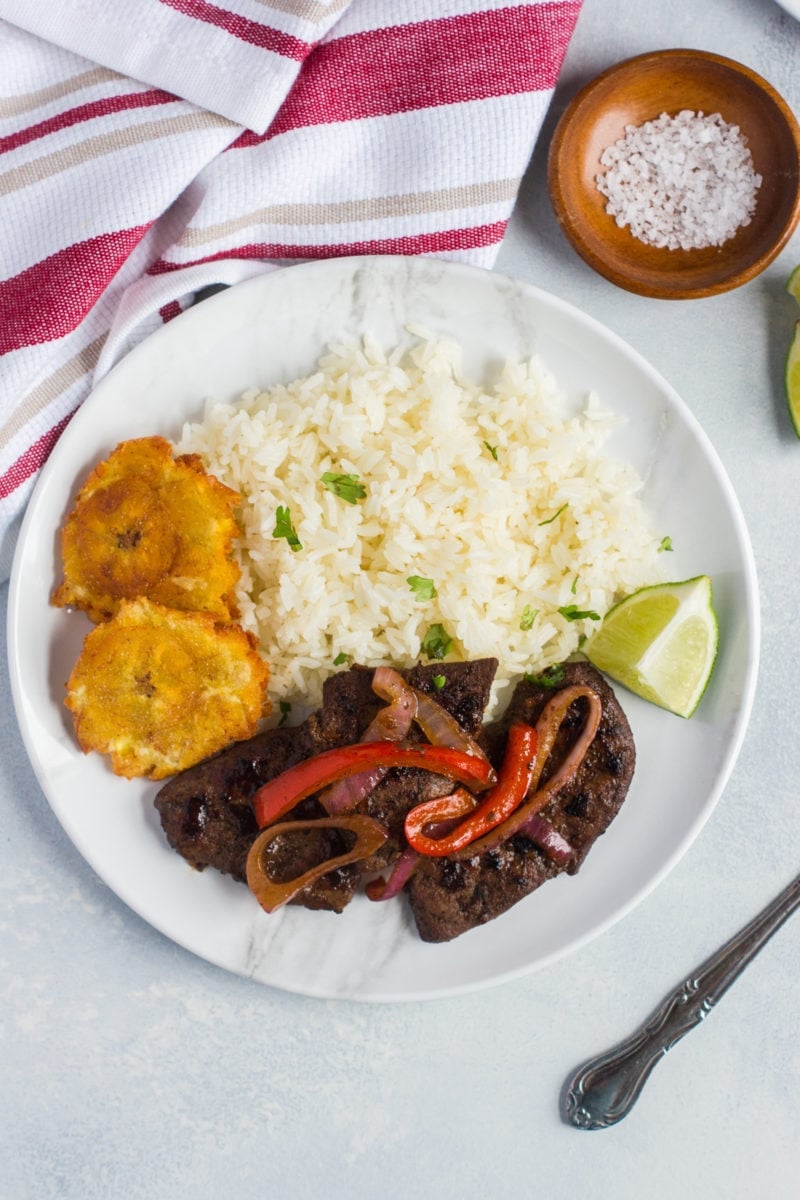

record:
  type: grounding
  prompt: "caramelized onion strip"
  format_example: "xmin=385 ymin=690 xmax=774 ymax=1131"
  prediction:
xmin=365 ymin=846 xmax=421 ymax=901
xmin=528 ymin=686 xmax=598 ymax=791
xmin=246 ymin=815 xmax=388 ymax=913
xmin=321 ymin=668 xmax=417 ymax=815
xmin=411 ymin=686 xmax=490 ymax=762
xmin=516 ymin=814 xmax=574 ymax=866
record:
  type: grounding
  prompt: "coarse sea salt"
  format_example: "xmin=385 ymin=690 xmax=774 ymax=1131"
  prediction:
xmin=596 ymin=110 xmax=762 ymax=250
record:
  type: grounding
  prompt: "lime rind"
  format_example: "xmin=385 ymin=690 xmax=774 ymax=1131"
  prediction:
xmin=784 ymin=320 xmax=800 ymax=439
xmin=586 ymin=576 xmax=718 ymax=719
xmin=786 ymin=263 xmax=800 ymax=303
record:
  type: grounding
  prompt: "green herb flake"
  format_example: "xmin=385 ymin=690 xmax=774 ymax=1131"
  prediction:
xmin=333 ymin=651 xmax=349 ymax=666
xmin=519 ymin=604 xmax=537 ymax=631
xmin=407 ymin=575 xmax=438 ymax=601
xmin=538 ymin=502 xmax=568 ymax=527
xmin=524 ymin=664 xmax=566 ymax=689
xmin=558 ymin=604 xmax=601 ymax=622
xmin=483 ymin=440 xmax=499 ymax=460
xmin=320 ymin=471 xmax=367 ymax=504
xmin=658 ymin=535 xmax=674 ymax=552
xmin=421 ymin=623 xmax=453 ymax=661
xmin=432 ymin=674 xmax=447 ymax=691
xmin=273 ymin=505 xmax=302 ymax=552
xmin=278 ymin=700 xmax=292 ymax=727
xmin=571 ymin=575 xmax=580 ymax=595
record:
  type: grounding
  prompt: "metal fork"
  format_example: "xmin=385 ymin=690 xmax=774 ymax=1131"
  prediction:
xmin=562 ymin=871 xmax=800 ymax=1129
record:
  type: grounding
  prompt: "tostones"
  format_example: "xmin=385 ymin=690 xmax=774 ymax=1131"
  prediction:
xmin=65 ymin=597 xmax=271 ymax=780
xmin=52 ymin=436 xmax=242 ymax=623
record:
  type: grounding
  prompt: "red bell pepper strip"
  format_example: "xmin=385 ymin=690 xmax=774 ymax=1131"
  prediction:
xmin=404 ymin=722 xmax=538 ymax=857
xmin=252 ymin=741 xmax=496 ymax=829
xmin=451 ymin=687 xmax=601 ymax=860
xmin=365 ymin=790 xmax=478 ymax=901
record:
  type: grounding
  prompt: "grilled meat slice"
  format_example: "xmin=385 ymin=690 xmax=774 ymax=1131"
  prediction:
xmin=313 ymin=659 xmax=496 ymax=744
xmin=406 ymin=661 xmax=635 ymax=942
xmin=154 ymin=659 xmax=498 ymax=910
xmin=154 ymin=720 xmax=360 ymax=912
xmin=405 ymin=659 xmax=498 ymax=738
xmin=348 ymin=658 xmax=498 ymax=870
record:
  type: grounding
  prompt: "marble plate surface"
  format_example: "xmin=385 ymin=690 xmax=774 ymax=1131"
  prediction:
xmin=7 ymin=256 xmax=759 ymax=1001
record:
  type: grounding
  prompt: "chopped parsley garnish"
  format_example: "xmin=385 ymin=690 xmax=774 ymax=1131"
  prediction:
xmin=320 ymin=472 xmax=367 ymax=504
xmin=333 ymin=651 xmax=349 ymax=666
xmin=538 ymin=502 xmax=568 ymax=527
xmin=483 ymin=440 xmax=499 ymax=460
xmin=273 ymin=505 xmax=302 ymax=552
xmin=524 ymin=664 xmax=566 ymax=688
xmin=520 ymin=604 xmax=537 ymax=631
xmin=558 ymin=604 xmax=601 ymax=622
xmin=407 ymin=575 xmax=438 ymax=601
xmin=571 ymin=575 xmax=580 ymax=595
xmin=421 ymin=623 xmax=452 ymax=661
xmin=658 ymin=535 xmax=674 ymax=552
xmin=278 ymin=700 xmax=292 ymax=727
xmin=432 ymin=674 xmax=447 ymax=691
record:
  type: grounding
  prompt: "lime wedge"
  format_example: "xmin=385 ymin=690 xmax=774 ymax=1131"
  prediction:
xmin=786 ymin=263 xmax=800 ymax=303
xmin=585 ymin=576 xmax=718 ymax=718
xmin=785 ymin=320 xmax=800 ymax=438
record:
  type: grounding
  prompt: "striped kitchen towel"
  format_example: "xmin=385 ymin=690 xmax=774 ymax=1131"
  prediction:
xmin=0 ymin=0 xmax=583 ymax=579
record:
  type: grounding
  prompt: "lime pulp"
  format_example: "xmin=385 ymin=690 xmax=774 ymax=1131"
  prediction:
xmin=585 ymin=576 xmax=718 ymax=719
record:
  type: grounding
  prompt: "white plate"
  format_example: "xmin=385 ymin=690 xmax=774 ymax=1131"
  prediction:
xmin=7 ymin=256 xmax=759 ymax=1001
xmin=774 ymin=0 xmax=800 ymax=20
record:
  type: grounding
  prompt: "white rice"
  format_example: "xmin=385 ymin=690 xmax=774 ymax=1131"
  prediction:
xmin=177 ymin=333 xmax=663 ymax=717
xmin=596 ymin=110 xmax=762 ymax=250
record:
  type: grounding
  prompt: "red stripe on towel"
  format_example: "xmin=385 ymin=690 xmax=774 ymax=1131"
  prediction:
xmin=148 ymin=219 xmax=508 ymax=272
xmin=0 ymin=411 xmax=75 ymax=499
xmin=234 ymin=2 xmax=582 ymax=146
xmin=0 ymin=225 xmax=153 ymax=353
xmin=157 ymin=0 xmax=312 ymax=59
xmin=0 ymin=90 xmax=177 ymax=156
xmin=159 ymin=300 xmax=183 ymax=322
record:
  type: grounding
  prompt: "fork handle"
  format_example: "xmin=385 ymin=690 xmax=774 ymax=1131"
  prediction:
xmin=563 ymin=872 xmax=800 ymax=1130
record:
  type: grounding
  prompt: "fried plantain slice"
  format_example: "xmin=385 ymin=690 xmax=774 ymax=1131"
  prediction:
xmin=65 ymin=598 xmax=271 ymax=780
xmin=52 ymin=436 xmax=241 ymax=623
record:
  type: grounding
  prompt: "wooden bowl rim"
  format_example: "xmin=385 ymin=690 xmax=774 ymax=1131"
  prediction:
xmin=547 ymin=48 xmax=800 ymax=299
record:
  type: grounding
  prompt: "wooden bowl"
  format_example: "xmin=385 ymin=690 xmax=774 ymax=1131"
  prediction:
xmin=547 ymin=49 xmax=800 ymax=299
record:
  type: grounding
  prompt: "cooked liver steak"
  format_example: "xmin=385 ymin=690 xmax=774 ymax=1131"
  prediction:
xmin=406 ymin=661 xmax=635 ymax=942
xmin=155 ymin=657 xmax=634 ymax=936
xmin=154 ymin=659 xmax=498 ymax=910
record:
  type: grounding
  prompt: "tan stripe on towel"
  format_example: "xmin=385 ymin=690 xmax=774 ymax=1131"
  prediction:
xmin=177 ymin=178 xmax=521 ymax=246
xmin=0 ymin=110 xmax=235 ymax=198
xmin=0 ymin=67 xmax=123 ymax=120
xmin=0 ymin=335 xmax=107 ymax=451
xmin=252 ymin=0 xmax=352 ymax=24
